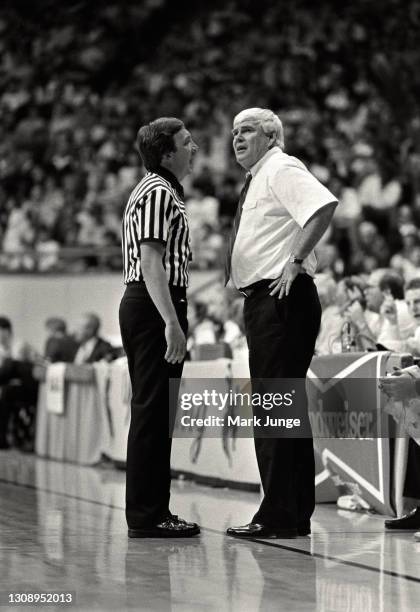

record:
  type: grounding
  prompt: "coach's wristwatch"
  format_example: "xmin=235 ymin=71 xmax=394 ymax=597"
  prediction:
xmin=289 ymin=256 xmax=304 ymax=265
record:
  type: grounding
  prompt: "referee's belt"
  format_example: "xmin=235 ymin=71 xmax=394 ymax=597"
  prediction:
xmin=238 ymin=279 xmax=274 ymax=298
xmin=126 ymin=280 xmax=187 ymax=299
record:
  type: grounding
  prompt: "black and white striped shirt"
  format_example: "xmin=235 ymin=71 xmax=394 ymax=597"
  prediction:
xmin=122 ymin=167 xmax=191 ymax=287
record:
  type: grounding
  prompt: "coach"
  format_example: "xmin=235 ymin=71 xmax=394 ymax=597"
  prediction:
xmin=119 ymin=117 xmax=200 ymax=538
xmin=226 ymin=108 xmax=337 ymax=539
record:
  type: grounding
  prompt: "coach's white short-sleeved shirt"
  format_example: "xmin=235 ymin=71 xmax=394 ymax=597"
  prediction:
xmin=230 ymin=147 xmax=337 ymax=288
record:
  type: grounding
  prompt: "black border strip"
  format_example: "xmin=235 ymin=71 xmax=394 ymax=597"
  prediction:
xmin=1 ymin=478 xmax=420 ymax=585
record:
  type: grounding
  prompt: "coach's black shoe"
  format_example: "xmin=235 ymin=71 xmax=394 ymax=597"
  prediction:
xmin=385 ymin=507 xmax=420 ymax=530
xmin=128 ymin=515 xmax=200 ymax=538
xmin=226 ymin=523 xmax=297 ymax=539
xmin=297 ymin=522 xmax=311 ymax=536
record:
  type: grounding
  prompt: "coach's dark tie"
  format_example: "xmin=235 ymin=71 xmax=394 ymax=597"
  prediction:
xmin=224 ymin=172 xmax=252 ymax=285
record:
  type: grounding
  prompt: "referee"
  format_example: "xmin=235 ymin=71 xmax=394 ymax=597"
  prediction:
xmin=119 ymin=117 xmax=200 ymax=538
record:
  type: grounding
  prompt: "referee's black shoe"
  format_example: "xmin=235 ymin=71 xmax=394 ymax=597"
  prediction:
xmin=385 ymin=507 xmax=420 ymax=530
xmin=128 ymin=515 xmax=200 ymax=538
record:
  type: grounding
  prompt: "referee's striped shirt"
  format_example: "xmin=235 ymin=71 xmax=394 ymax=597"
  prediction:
xmin=122 ymin=167 xmax=191 ymax=287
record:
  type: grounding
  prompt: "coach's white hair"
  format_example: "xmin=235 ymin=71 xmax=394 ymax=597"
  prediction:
xmin=233 ymin=108 xmax=285 ymax=150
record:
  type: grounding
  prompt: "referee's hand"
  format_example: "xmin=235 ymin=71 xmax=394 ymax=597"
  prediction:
xmin=165 ymin=321 xmax=187 ymax=364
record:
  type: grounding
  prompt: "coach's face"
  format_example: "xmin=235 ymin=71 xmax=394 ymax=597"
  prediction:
xmin=167 ymin=128 xmax=198 ymax=181
xmin=232 ymin=118 xmax=272 ymax=170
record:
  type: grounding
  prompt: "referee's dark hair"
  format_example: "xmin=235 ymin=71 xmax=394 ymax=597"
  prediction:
xmin=136 ymin=117 xmax=185 ymax=170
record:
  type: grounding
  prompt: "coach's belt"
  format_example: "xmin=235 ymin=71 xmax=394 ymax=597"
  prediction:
xmin=238 ymin=279 xmax=274 ymax=298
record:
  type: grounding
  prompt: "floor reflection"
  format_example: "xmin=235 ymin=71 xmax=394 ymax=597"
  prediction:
xmin=1 ymin=450 xmax=420 ymax=611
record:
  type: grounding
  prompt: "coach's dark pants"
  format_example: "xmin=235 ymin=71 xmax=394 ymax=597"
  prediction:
xmin=243 ymin=274 xmax=321 ymax=528
xmin=119 ymin=282 xmax=188 ymax=529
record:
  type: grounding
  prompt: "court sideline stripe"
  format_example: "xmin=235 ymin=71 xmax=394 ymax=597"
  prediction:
xmin=203 ymin=527 xmax=420 ymax=584
xmin=1 ymin=477 xmax=420 ymax=585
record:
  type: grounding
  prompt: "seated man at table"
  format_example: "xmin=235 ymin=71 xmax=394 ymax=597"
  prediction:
xmin=44 ymin=317 xmax=78 ymax=363
xmin=375 ymin=278 xmax=420 ymax=355
xmin=73 ymin=312 xmax=115 ymax=364
xmin=365 ymin=270 xmax=416 ymax=350
xmin=340 ymin=271 xmax=417 ymax=352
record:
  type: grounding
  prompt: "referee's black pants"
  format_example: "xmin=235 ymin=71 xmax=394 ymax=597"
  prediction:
xmin=243 ymin=273 xmax=321 ymax=528
xmin=119 ymin=283 xmax=188 ymax=529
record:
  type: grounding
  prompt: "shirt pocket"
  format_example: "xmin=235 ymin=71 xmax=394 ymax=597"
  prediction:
xmin=239 ymin=200 xmax=258 ymax=236
xmin=261 ymin=198 xmax=286 ymax=218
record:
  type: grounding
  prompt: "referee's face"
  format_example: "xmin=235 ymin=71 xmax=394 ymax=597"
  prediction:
xmin=168 ymin=128 xmax=198 ymax=181
xmin=232 ymin=119 xmax=272 ymax=170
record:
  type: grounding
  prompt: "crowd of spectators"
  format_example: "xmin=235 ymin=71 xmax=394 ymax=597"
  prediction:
xmin=1 ymin=1 xmax=420 ymax=274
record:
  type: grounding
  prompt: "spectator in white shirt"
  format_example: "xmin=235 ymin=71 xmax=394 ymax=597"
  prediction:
xmin=379 ymin=277 xmax=420 ymax=355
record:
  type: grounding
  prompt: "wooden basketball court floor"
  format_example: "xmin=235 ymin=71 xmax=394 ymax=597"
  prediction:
xmin=1 ymin=450 xmax=420 ymax=611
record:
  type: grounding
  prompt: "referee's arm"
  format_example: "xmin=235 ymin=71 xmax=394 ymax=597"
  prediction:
xmin=141 ymin=242 xmax=186 ymax=364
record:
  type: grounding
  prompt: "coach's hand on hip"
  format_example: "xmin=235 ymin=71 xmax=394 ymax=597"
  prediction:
xmin=269 ymin=261 xmax=303 ymax=299
xmin=165 ymin=321 xmax=186 ymax=364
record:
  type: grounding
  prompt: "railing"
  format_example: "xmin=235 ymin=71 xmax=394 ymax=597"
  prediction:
xmin=0 ymin=247 xmax=224 ymax=273
xmin=0 ymin=247 xmax=123 ymax=274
